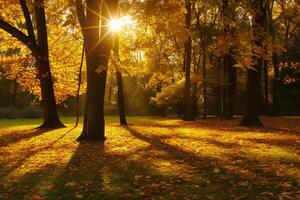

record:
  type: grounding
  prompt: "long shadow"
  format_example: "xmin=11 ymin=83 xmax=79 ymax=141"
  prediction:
xmin=134 ymin=118 xmax=300 ymax=136
xmin=0 ymin=128 xmax=54 ymax=147
xmin=45 ymin=142 xmax=107 ymax=199
xmin=246 ymin=137 xmax=300 ymax=148
xmin=0 ymin=165 xmax=58 ymax=200
xmin=45 ymin=142 xmax=179 ymax=200
xmin=124 ymin=125 xmax=300 ymax=199
xmin=3 ymin=124 xmax=299 ymax=199
xmin=0 ymin=130 xmax=70 ymax=177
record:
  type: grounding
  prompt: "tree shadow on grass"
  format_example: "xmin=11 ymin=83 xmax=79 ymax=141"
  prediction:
xmin=0 ymin=165 xmax=58 ymax=200
xmin=123 ymin=125 xmax=300 ymax=199
xmin=132 ymin=118 xmax=300 ymax=136
xmin=0 ymin=128 xmax=54 ymax=147
xmin=3 ymin=123 xmax=300 ymax=200
xmin=45 ymin=142 xmax=189 ymax=200
xmin=0 ymin=130 xmax=70 ymax=177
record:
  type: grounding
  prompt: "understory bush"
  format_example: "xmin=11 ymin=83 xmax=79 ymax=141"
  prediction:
xmin=0 ymin=107 xmax=43 ymax=119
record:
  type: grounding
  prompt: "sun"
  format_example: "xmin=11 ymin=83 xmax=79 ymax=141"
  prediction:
xmin=109 ymin=16 xmax=135 ymax=32
xmin=109 ymin=18 xmax=123 ymax=32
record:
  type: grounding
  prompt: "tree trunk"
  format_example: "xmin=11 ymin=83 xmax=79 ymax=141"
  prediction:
xmin=35 ymin=0 xmax=64 ymax=128
xmin=239 ymin=66 xmax=263 ymax=126
xmin=116 ymin=71 xmax=127 ymax=125
xmin=272 ymin=53 xmax=281 ymax=115
xmin=113 ymin=34 xmax=127 ymax=125
xmin=240 ymin=0 xmax=265 ymax=127
xmin=76 ymin=0 xmax=117 ymax=141
xmin=202 ymin=46 xmax=207 ymax=119
xmin=183 ymin=0 xmax=194 ymax=121
xmin=221 ymin=0 xmax=237 ymax=120
xmin=214 ymin=86 xmax=222 ymax=118
xmin=267 ymin=0 xmax=281 ymax=115
xmin=78 ymin=54 xmax=108 ymax=141
xmin=192 ymin=84 xmax=198 ymax=117
xmin=222 ymin=61 xmax=227 ymax=119
xmin=177 ymin=100 xmax=183 ymax=118
xmin=213 ymin=57 xmax=222 ymax=118
xmin=263 ymin=60 xmax=269 ymax=115
xmin=224 ymin=54 xmax=236 ymax=120
xmin=36 ymin=57 xmax=64 ymax=128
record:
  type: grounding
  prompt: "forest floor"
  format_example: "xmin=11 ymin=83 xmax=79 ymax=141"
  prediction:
xmin=0 ymin=116 xmax=300 ymax=200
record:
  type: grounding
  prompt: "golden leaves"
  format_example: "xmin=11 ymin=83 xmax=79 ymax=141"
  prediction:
xmin=1 ymin=117 xmax=300 ymax=199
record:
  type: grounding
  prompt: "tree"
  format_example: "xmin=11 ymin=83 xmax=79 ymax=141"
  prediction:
xmin=221 ymin=0 xmax=237 ymax=120
xmin=74 ymin=0 xmax=118 ymax=141
xmin=183 ymin=0 xmax=195 ymax=121
xmin=240 ymin=0 xmax=267 ymax=126
xmin=0 ymin=0 xmax=64 ymax=128
xmin=113 ymin=34 xmax=127 ymax=125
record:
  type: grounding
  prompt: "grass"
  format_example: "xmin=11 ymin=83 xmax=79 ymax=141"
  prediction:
xmin=0 ymin=116 xmax=300 ymax=200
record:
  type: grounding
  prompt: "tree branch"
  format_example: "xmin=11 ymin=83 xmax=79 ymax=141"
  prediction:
xmin=19 ymin=0 xmax=36 ymax=44
xmin=0 ymin=19 xmax=40 ymax=56
xmin=74 ymin=0 xmax=86 ymax=29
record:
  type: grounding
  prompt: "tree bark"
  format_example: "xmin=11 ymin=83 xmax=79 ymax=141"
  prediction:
xmin=112 ymin=22 xmax=127 ymax=125
xmin=221 ymin=0 xmax=237 ymax=120
xmin=75 ymin=0 xmax=118 ymax=141
xmin=202 ymin=46 xmax=207 ymax=119
xmin=224 ymin=54 xmax=237 ymax=120
xmin=34 ymin=0 xmax=64 ymax=128
xmin=272 ymin=53 xmax=281 ymax=115
xmin=183 ymin=0 xmax=194 ymax=121
xmin=240 ymin=0 xmax=265 ymax=126
xmin=263 ymin=60 xmax=269 ymax=115
xmin=116 ymin=71 xmax=127 ymax=124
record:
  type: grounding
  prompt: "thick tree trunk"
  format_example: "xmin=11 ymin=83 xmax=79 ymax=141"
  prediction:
xmin=183 ymin=0 xmax=194 ymax=121
xmin=221 ymin=0 xmax=237 ymax=120
xmin=240 ymin=0 xmax=265 ymax=127
xmin=35 ymin=0 xmax=64 ymax=128
xmin=239 ymin=66 xmax=263 ymax=126
xmin=36 ymin=57 xmax=64 ymax=128
xmin=76 ymin=0 xmax=117 ymax=141
xmin=78 ymin=54 xmax=108 ymax=141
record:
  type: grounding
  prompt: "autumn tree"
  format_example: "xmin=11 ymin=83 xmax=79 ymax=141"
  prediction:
xmin=183 ymin=0 xmax=195 ymax=121
xmin=0 ymin=0 xmax=64 ymax=128
xmin=220 ymin=0 xmax=237 ymax=120
xmin=240 ymin=0 xmax=267 ymax=126
xmin=74 ymin=0 xmax=118 ymax=141
xmin=112 ymin=33 xmax=127 ymax=125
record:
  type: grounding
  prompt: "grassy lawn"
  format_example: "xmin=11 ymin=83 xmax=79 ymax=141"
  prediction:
xmin=0 ymin=116 xmax=300 ymax=200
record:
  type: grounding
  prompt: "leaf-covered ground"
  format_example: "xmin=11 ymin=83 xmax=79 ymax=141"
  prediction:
xmin=0 ymin=116 xmax=300 ymax=200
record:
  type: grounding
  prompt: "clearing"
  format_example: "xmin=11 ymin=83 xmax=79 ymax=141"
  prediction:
xmin=0 ymin=117 xmax=299 ymax=200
